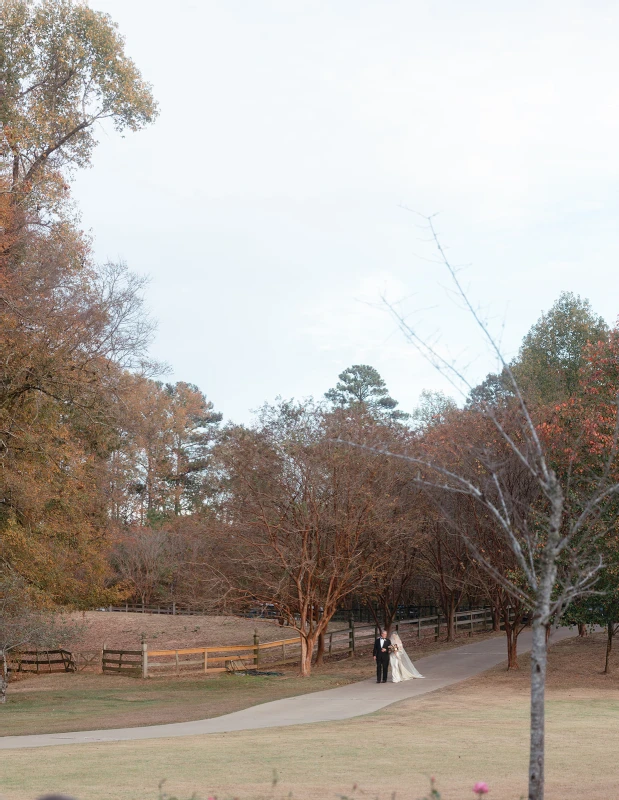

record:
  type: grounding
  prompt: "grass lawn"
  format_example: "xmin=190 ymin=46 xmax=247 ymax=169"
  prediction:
xmin=1 ymin=633 xmax=618 ymax=800
xmin=2 ymin=628 xmax=497 ymax=736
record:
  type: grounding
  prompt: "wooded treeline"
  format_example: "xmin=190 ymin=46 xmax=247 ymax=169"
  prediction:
xmin=3 ymin=1 xmax=619 ymax=682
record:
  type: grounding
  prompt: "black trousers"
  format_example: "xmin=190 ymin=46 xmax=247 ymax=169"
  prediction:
xmin=376 ymin=655 xmax=389 ymax=682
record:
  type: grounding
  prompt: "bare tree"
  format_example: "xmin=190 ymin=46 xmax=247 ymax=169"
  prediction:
xmin=342 ymin=213 xmax=619 ymax=800
xmin=0 ymin=571 xmax=81 ymax=703
xmin=110 ymin=529 xmax=175 ymax=605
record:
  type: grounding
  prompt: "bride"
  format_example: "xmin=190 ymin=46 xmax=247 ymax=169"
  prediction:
xmin=389 ymin=632 xmax=424 ymax=682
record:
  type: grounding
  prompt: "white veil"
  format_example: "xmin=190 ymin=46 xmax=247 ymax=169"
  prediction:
xmin=389 ymin=631 xmax=424 ymax=678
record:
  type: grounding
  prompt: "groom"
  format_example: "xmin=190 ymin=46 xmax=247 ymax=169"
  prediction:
xmin=373 ymin=629 xmax=391 ymax=683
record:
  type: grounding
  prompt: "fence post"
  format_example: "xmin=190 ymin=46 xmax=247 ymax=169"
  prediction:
xmin=204 ymin=649 xmax=208 ymax=673
xmin=418 ymin=616 xmax=421 ymax=638
xmin=282 ymin=641 xmax=286 ymax=662
xmin=348 ymin=618 xmax=354 ymax=657
xmin=254 ymin=629 xmax=259 ymax=667
xmin=172 ymin=601 xmax=176 ymax=616
xmin=329 ymin=632 xmax=333 ymax=656
xmin=141 ymin=641 xmax=148 ymax=679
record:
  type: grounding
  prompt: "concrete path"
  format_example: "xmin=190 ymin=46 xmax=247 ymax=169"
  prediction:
xmin=0 ymin=626 xmax=577 ymax=750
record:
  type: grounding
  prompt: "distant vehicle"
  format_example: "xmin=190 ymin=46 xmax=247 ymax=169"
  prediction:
xmin=247 ymin=603 xmax=279 ymax=619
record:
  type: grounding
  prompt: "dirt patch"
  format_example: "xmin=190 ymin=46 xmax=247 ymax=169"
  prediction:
xmin=456 ymin=630 xmax=619 ymax=695
xmin=66 ymin=611 xmax=289 ymax=651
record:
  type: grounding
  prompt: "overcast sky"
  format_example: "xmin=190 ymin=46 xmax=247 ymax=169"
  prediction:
xmin=73 ymin=0 xmax=619 ymax=422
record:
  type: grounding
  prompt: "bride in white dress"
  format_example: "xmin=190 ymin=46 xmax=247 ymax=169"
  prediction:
xmin=389 ymin=632 xmax=424 ymax=682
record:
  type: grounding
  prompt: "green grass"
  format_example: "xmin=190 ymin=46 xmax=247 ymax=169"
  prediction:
xmin=2 ymin=629 xmax=501 ymax=737
xmin=1 ymin=668 xmax=369 ymax=736
xmin=2 ymin=635 xmax=618 ymax=800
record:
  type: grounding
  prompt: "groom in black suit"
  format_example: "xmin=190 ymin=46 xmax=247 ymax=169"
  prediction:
xmin=373 ymin=629 xmax=391 ymax=683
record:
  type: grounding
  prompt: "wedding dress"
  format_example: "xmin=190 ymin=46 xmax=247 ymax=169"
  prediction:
xmin=389 ymin=632 xmax=424 ymax=682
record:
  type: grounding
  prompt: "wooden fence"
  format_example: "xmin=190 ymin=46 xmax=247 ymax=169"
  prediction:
xmin=105 ymin=607 xmax=503 ymax=679
xmin=324 ymin=607 xmax=498 ymax=656
xmin=7 ymin=607 xmax=506 ymax=681
xmin=143 ymin=634 xmax=303 ymax=678
xmin=104 ymin=602 xmax=203 ymax=616
xmin=9 ymin=649 xmax=76 ymax=675
xmin=102 ymin=648 xmax=143 ymax=676
xmin=73 ymin=650 xmax=102 ymax=672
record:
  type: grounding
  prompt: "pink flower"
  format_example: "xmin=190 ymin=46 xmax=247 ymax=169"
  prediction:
xmin=473 ymin=783 xmax=489 ymax=795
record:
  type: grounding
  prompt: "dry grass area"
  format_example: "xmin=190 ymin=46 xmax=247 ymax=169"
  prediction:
xmin=3 ymin=622 xmax=496 ymax=736
xmin=2 ymin=632 xmax=619 ymax=800
xmin=68 ymin=611 xmax=289 ymax=651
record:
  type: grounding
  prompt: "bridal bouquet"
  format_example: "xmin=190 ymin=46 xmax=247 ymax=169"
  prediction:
xmin=388 ymin=643 xmax=400 ymax=653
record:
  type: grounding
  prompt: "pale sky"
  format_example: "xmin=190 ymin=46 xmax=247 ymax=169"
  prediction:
xmin=74 ymin=0 xmax=619 ymax=422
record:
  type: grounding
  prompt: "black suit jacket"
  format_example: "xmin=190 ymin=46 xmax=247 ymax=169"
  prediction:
xmin=373 ymin=637 xmax=391 ymax=659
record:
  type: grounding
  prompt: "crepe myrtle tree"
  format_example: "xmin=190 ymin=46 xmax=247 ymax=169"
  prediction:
xmin=213 ymin=401 xmax=406 ymax=677
xmin=338 ymin=213 xmax=619 ymax=800
xmin=0 ymin=571 xmax=81 ymax=702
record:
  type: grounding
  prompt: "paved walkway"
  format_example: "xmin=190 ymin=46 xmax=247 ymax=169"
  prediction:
xmin=0 ymin=626 xmax=577 ymax=750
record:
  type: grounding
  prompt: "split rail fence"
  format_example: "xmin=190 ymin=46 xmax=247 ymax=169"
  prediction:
xmin=7 ymin=607 xmax=511 ymax=680
xmin=8 ymin=649 xmax=76 ymax=675
xmin=104 ymin=602 xmax=204 ymax=616
xmin=103 ymin=607 xmax=503 ymax=679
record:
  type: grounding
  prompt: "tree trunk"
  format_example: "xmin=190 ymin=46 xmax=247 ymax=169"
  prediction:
xmin=300 ymin=635 xmax=314 ymax=677
xmin=578 ymin=622 xmax=587 ymax=637
xmin=0 ymin=651 xmax=7 ymax=704
xmin=505 ymin=621 xmax=519 ymax=670
xmin=315 ymin=632 xmax=325 ymax=666
xmin=528 ymin=619 xmax=548 ymax=800
xmin=605 ymin=622 xmax=613 ymax=674
xmin=445 ymin=600 xmax=456 ymax=642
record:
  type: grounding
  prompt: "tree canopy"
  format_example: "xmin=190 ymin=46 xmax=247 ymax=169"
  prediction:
xmin=0 ymin=0 xmax=158 ymax=220
xmin=325 ymin=364 xmax=409 ymax=420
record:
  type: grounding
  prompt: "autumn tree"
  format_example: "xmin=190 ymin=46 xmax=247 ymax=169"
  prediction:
xmin=544 ymin=324 xmax=619 ymax=674
xmin=214 ymin=401 xmax=405 ymax=676
xmin=0 ymin=0 xmax=157 ymax=228
xmin=379 ymin=215 xmax=619 ymax=800
xmin=468 ymin=292 xmax=608 ymax=408
xmin=0 ymin=240 xmax=155 ymax=603
xmin=108 ymin=378 xmax=221 ymax=525
xmin=515 ymin=292 xmax=608 ymax=405
xmin=0 ymin=0 xmax=159 ymax=604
